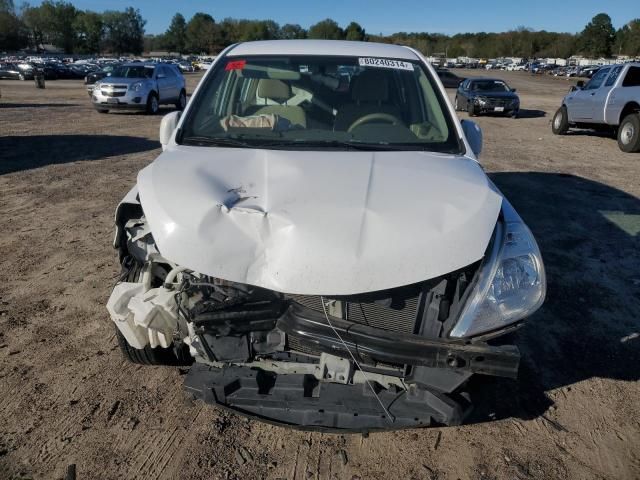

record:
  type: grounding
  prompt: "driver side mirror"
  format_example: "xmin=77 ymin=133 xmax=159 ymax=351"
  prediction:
xmin=511 ymin=88 xmax=517 ymax=92
xmin=159 ymin=111 xmax=181 ymax=149
xmin=461 ymin=119 xmax=483 ymax=157
xmin=576 ymin=80 xmax=585 ymax=89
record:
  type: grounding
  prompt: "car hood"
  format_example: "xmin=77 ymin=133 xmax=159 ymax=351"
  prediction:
xmin=137 ymin=147 xmax=503 ymax=295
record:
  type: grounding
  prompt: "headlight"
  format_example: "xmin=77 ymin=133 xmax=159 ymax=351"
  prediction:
xmin=130 ymin=81 xmax=144 ymax=92
xmin=449 ymin=220 xmax=546 ymax=338
xmin=474 ymin=96 xmax=487 ymax=105
xmin=94 ymin=82 xmax=101 ymax=89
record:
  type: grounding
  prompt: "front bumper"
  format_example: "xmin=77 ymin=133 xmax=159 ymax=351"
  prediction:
xmin=92 ymin=89 xmax=147 ymax=110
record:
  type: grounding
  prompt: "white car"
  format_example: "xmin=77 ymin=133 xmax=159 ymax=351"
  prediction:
xmin=107 ymin=40 xmax=546 ymax=431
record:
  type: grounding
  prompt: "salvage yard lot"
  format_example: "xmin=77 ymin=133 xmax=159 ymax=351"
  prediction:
xmin=0 ymin=70 xmax=639 ymax=480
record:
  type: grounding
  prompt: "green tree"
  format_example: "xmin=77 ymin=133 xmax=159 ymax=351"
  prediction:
xmin=308 ymin=18 xmax=343 ymax=40
xmin=185 ymin=12 xmax=218 ymax=53
xmin=280 ymin=23 xmax=306 ymax=39
xmin=0 ymin=0 xmax=15 ymax=13
xmin=579 ymin=13 xmax=615 ymax=57
xmin=102 ymin=7 xmax=145 ymax=55
xmin=164 ymin=13 xmax=186 ymax=53
xmin=0 ymin=9 xmax=28 ymax=51
xmin=73 ymin=10 xmax=102 ymax=53
xmin=615 ymin=19 xmax=640 ymax=56
xmin=344 ymin=21 xmax=365 ymax=41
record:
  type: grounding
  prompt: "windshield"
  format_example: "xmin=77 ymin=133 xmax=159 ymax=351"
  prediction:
xmin=111 ymin=65 xmax=154 ymax=78
xmin=471 ymin=80 xmax=510 ymax=92
xmin=179 ymin=55 xmax=461 ymax=153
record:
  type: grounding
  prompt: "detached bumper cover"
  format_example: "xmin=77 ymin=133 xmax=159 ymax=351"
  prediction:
xmin=278 ymin=304 xmax=520 ymax=378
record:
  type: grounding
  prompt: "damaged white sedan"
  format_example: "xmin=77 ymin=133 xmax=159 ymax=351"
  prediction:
xmin=107 ymin=40 xmax=546 ymax=431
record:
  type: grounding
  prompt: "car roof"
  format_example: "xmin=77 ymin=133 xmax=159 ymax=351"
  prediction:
xmin=469 ymin=78 xmax=506 ymax=82
xmin=227 ymin=40 xmax=420 ymax=61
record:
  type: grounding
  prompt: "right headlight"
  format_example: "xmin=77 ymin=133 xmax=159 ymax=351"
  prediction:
xmin=449 ymin=220 xmax=546 ymax=338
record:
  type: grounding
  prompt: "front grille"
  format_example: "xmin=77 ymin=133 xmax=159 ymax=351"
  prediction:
xmin=102 ymin=91 xmax=126 ymax=97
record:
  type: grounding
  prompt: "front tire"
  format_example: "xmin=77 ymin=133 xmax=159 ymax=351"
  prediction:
xmin=96 ymin=109 xmax=109 ymax=114
xmin=552 ymin=106 xmax=569 ymax=135
xmin=617 ymin=113 xmax=640 ymax=153
xmin=175 ymin=89 xmax=187 ymax=110
xmin=454 ymin=96 xmax=460 ymax=111
xmin=146 ymin=92 xmax=159 ymax=115
xmin=468 ymin=103 xmax=477 ymax=117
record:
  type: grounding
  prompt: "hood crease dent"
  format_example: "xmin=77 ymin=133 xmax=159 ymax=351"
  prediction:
xmin=137 ymin=147 xmax=503 ymax=295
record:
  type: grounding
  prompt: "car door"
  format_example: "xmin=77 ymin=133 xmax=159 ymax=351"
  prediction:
xmin=166 ymin=66 xmax=180 ymax=100
xmin=592 ymin=65 xmax=623 ymax=123
xmin=156 ymin=66 xmax=170 ymax=102
xmin=567 ymin=68 xmax=610 ymax=121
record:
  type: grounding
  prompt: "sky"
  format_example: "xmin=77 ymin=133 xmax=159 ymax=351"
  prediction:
xmin=30 ymin=0 xmax=639 ymax=35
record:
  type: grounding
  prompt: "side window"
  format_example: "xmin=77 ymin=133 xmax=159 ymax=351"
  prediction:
xmin=604 ymin=66 xmax=623 ymax=87
xmin=622 ymin=66 xmax=640 ymax=87
xmin=584 ymin=68 xmax=610 ymax=90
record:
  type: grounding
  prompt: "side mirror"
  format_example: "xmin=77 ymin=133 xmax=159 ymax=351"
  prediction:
xmin=461 ymin=120 xmax=483 ymax=157
xmin=511 ymin=88 xmax=517 ymax=92
xmin=576 ymin=80 xmax=585 ymax=88
xmin=159 ymin=111 xmax=181 ymax=149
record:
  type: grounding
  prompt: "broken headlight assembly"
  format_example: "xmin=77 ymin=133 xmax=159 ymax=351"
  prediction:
xmin=450 ymin=220 xmax=546 ymax=338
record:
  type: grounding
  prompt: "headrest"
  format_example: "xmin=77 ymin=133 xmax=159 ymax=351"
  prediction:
xmin=257 ymin=79 xmax=291 ymax=100
xmin=352 ymin=70 xmax=389 ymax=102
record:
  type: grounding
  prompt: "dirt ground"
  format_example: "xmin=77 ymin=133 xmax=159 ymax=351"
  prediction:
xmin=0 ymin=69 xmax=639 ymax=480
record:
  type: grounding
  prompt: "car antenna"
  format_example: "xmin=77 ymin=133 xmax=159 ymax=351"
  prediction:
xmin=320 ymin=296 xmax=395 ymax=424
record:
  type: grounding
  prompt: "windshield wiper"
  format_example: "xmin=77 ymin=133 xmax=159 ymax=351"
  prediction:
xmin=179 ymin=136 xmax=254 ymax=148
xmin=251 ymin=140 xmax=419 ymax=151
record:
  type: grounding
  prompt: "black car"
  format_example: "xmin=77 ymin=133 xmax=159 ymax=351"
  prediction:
xmin=436 ymin=69 xmax=464 ymax=88
xmin=85 ymin=64 xmax=119 ymax=86
xmin=0 ymin=63 xmax=30 ymax=80
xmin=455 ymin=77 xmax=520 ymax=117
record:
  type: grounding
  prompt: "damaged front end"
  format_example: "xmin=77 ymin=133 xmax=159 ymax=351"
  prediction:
xmin=107 ymin=202 xmax=544 ymax=431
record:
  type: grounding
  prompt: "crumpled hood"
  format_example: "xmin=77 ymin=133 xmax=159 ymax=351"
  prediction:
xmin=137 ymin=147 xmax=503 ymax=295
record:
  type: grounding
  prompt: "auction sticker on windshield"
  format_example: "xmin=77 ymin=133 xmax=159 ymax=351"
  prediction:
xmin=358 ymin=58 xmax=414 ymax=71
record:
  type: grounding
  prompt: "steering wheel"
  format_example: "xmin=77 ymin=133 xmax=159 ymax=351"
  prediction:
xmin=348 ymin=113 xmax=402 ymax=133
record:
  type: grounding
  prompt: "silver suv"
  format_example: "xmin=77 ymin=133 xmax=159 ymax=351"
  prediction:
xmin=91 ymin=63 xmax=186 ymax=114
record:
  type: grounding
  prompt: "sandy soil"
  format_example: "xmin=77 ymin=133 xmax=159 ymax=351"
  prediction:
xmin=0 ymin=70 xmax=639 ymax=480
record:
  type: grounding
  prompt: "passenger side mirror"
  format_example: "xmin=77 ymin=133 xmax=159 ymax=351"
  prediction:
xmin=159 ymin=111 xmax=181 ymax=149
xmin=461 ymin=119 xmax=483 ymax=157
xmin=511 ymin=88 xmax=517 ymax=92
xmin=576 ymin=80 xmax=585 ymax=88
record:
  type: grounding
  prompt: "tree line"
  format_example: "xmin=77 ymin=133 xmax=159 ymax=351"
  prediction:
xmin=1 ymin=1 xmax=639 ymax=59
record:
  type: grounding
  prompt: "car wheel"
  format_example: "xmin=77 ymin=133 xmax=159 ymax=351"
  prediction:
xmin=511 ymin=109 xmax=519 ymax=119
xmin=18 ymin=73 xmax=25 ymax=81
xmin=146 ymin=93 xmax=159 ymax=115
xmin=116 ymin=262 xmax=192 ymax=366
xmin=551 ymin=106 xmax=569 ymax=135
xmin=454 ymin=96 xmax=460 ymax=111
xmin=468 ymin=103 xmax=477 ymax=117
xmin=617 ymin=113 xmax=640 ymax=153
xmin=97 ymin=109 xmax=109 ymax=114
xmin=175 ymin=89 xmax=187 ymax=110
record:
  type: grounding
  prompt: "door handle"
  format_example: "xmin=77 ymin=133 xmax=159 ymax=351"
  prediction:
xmin=590 ymin=92 xmax=596 ymax=96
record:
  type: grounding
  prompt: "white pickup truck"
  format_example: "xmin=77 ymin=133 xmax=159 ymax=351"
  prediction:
xmin=551 ymin=62 xmax=640 ymax=152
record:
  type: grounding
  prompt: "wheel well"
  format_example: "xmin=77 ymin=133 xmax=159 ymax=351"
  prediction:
xmin=620 ymin=102 xmax=640 ymax=124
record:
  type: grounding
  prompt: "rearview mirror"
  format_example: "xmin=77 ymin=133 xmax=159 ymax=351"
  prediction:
xmin=159 ymin=111 xmax=181 ymax=149
xmin=461 ymin=119 xmax=483 ymax=157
